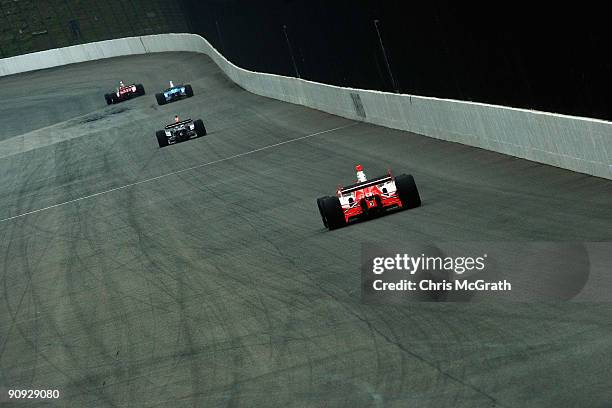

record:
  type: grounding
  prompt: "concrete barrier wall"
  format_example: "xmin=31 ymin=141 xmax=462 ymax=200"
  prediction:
xmin=1 ymin=33 xmax=610 ymax=179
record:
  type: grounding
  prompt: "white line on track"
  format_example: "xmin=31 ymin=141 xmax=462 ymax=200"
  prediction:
xmin=0 ymin=123 xmax=357 ymax=223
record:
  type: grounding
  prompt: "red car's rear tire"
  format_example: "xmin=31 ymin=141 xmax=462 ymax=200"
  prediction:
xmin=395 ymin=174 xmax=421 ymax=209
xmin=321 ymin=196 xmax=346 ymax=230
xmin=317 ymin=196 xmax=329 ymax=228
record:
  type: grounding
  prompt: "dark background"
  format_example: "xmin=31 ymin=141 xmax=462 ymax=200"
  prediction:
xmin=1 ymin=1 xmax=609 ymax=120
xmin=181 ymin=0 xmax=611 ymax=121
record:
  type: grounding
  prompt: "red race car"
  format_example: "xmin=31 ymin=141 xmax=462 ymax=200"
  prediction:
xmin=317 ymin=165 xmax=421 ymax=230
xmin=105 ymin=81 xmax=145 ymax=105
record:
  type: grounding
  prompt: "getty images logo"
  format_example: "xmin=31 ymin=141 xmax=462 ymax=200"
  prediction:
xmin=372 ymin=253 xmax=488 ymax=275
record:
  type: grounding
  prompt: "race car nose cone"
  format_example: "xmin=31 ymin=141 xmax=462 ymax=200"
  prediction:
xmin=356 ymin=164 xmax=363 ymax=172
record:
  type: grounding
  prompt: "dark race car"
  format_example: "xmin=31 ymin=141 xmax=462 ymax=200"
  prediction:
xmin=104 ymin=81 xmax=145 ymax=105
xmin=317 ymin=165 xmax=421 ymax=230
xmin=155 ymin=81 xmax=194 ymax=105
xmin=156 ymin=115 xmax=207 ymax=148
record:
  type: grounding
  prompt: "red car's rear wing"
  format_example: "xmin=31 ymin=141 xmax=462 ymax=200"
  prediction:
xmin=340 ymin=175 xmax=392 ymax=195
xmin=118 ymin=84 xmax=136 ymax=92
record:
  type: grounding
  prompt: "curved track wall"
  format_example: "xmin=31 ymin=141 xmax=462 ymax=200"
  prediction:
xmin=1 ymin=33 xmax=610 ymax=180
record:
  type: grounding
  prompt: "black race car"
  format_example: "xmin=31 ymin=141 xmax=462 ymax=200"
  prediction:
xmin=156 ymin=116 xmax=207 ymax=148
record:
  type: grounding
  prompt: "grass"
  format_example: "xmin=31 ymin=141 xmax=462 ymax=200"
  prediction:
xmin=0 ymin=0 xmax=188 ymax=57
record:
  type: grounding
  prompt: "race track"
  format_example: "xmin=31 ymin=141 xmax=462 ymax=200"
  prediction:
xmin=1 ymin=52 xmax=611 ymax=408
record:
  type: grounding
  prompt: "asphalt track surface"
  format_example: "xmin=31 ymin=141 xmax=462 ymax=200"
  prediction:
xmin=0 ymin=52 xmax=611 ymax=408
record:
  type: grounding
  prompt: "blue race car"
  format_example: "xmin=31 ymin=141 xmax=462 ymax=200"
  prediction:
xmin=155 ymin=81 xmax=194 ymax=105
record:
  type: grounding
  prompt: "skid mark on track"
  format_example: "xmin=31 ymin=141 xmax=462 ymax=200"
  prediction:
xmin=80 ymin=106 xmax=130 ymax=124
xmin=0 ymin=123 xmax=357 ymax=224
